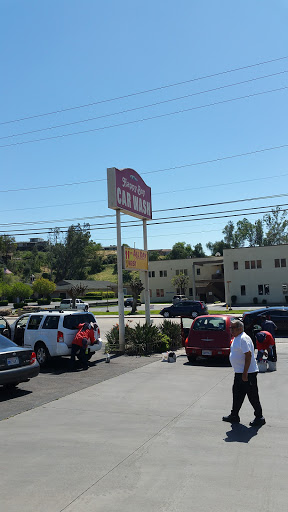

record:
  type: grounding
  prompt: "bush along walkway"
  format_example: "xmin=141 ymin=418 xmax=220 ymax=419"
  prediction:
xmin=105 ymin=320 xmax=182 ymax=356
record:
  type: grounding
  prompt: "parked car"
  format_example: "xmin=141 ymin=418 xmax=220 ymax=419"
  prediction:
xmin=124 ymin=297 xmax=142 ymax=307
xmin=183 ymin=314 xmax=233 ymax=363
xmin=243 ymin=306 xmax=288 ymax=340
xmin=0 ymin=333 xmax=40 ymax=388
xmin=160 ymin=301 xmax=208 ymax=318
xmin=172 ymin=295 xmax=188 ymax=305
xmin=59 ymin=298 xmax=89 ymax=311
xmin=0 ymin=316 xmax=11 ymax=338
xmin=10 ymin=311 xmax=102 ymax=366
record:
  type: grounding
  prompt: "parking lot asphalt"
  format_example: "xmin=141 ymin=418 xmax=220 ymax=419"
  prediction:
xmin=1 ymin=341 xmax=288 ymax=512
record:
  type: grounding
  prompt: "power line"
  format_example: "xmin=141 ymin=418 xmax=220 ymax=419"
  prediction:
xmin=0 ymin=141 xmax=287 ymax=195
xmin=2 ymin=70 xmax=287 ymax=141
xmin=1 ymin=206 xmax=287 ymax=237
xmin=1 ymin=201 xmax=288 ymax=234
xmin=0 ymin=192 xmax=288 ymax=227
xmin=1 ymin=85 xmax=287 ymax=149
xmin=2 ymin=55 xmax=287 ymax=126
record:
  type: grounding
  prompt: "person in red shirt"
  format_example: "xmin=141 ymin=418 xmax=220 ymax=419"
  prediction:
xmin=70 ymin=322 xmax=96 ymax=371
xmin=255 ymin=330 xmax=277 ymax=363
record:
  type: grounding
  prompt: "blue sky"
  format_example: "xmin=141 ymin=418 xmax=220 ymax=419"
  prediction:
xmin=1 ymin=0 xmax=288 ymax=252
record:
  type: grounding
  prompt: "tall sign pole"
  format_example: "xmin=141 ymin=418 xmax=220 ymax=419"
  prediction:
xmin=143 ymin=219 xmax=150 ymax=324
xmin=107 ymin=167 xmax=152 ymax=351
xmin=116 ymin=209 xmax=125 ymax=351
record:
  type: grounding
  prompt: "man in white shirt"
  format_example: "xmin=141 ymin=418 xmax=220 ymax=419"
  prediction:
xmin=222 ymin=319 xmax=266 ymax=427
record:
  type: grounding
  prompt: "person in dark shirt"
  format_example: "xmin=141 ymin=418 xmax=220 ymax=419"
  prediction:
xmin=258 ymin=315 xmax=277 ymax=339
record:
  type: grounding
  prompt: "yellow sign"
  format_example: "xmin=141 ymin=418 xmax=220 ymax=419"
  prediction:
xmin=123 ymin=247 xmax=148 ymax=271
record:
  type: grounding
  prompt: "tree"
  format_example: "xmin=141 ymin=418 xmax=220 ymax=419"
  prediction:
xmin=171 ymin=273 xmax=189 ymax=295
xmin=9 ymin=282 xmax=32 ymax=303
xmin=130 ymin=275 xmax=144 ymax=314
xmin=166 ymin=242 xmax=193 ymax=260
xmin=263 ymin=207 xmax=288 ymax=245
xmin=67 ymin=284 xmax=88 ymax=308
xmin=32 ymin=278 xmax=56 ymax=299
xmin=192 ymin=243 xmax=206 ymax=258
xmin=51 ymin=223 xmax=91 ymax=281
xmin=149 ymin=251 xmax=160 ymax=261
xmin=0 ymin=235 xmax=17 ymax=265
xmin=206 ymin=240 xmax=231 ymax=256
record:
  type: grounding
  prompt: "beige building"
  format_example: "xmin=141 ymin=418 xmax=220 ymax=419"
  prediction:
xmin=143 ymin=257 xmax=224 ymax=303
xmin=223 ymin=245 xmax=288 ymax=305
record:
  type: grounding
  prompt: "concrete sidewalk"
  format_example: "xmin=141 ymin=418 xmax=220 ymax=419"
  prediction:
xmin=1 ymin=346 xmax=288 ymax=512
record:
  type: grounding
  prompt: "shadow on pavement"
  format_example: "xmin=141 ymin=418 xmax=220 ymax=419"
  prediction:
xmin=0 ymin=387 xmax=32 ymax=402
xmin=224 ymin=423 xmax=262 ymax=443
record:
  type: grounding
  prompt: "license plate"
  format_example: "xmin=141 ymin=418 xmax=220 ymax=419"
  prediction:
xmin=7 ymin=357 xmax=19 ymax=366
xmin=202 ymin=350 xmax=212 ymax=356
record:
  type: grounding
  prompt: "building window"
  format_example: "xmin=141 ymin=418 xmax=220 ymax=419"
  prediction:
xmin=156 ymin=289 xmax=164 ymax=297
xmin=258 ymin=284 xmax=263 ymax=295
xmin=251 ymin=260 xmax=256 ymax=269
xmin=196 ymin=268 xmax=201 ymax=275
xmin=264 ymin=284 xmax=270 ymax=295
xmin=275 ymin=259 xmax=280 ymax=268
xmin=233 ymin=261 xmax=238 ymax=270
xmin=257 ymin=260 xmax=262 ymax=269
xmin=184 ymin=269 xmax=188 ymax=276
xmin=281 ymin=259 xmax=286 ymax=267
xmin=189 ymin=288 xmax=193 ymax=296
xmin=149 ymin=271 xmax=155 ymax=278
xmin=149 ymin=290 xmax=152 ymax=298
xmin=245 ymin=261 xmax=250 ymax=269
xmin=159 ymin=270 xmax=167 ymax=277
xmin=176 ymin=270 xmax=179 ymax=275
xmin=241 ymin=285 xmax=246 ymax=296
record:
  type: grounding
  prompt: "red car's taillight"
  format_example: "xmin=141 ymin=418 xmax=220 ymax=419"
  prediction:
xmin=185 ymin=337 xmax=188 ymax=346
xmin=30 ymin=352 xmax=36 ymax=364
xmin=97 ymin=327 xmax=100 ymax=338
xmin=57 ymin=331 xmax=64 ymax=343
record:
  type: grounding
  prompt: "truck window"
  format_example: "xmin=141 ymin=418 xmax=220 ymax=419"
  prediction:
xmin=27 ymin=315 xmax=43 ymax=330
xmin=63 ymin=313 xmax=94 ymax=330
xmin=42 ymin=316 xmax=60 ymax=329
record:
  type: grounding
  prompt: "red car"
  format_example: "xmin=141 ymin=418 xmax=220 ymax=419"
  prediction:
xmin=182 ymin=315 xmax=234 ymax=363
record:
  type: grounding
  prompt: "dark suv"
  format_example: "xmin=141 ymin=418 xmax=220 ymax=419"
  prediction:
xmin=160 ymin=301 xmax=208 ymax=318
xmin=243 ymin=307 xmax=288 ymax=339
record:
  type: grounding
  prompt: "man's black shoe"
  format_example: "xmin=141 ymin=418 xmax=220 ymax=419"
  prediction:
xmin=249 ymin=417 xmax=266 ymax=427
xmin=222 ymin=414 xmax=240 ymax=423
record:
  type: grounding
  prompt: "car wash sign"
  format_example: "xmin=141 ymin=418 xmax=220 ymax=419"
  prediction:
xmin=123 ymin=247 xmax=148 ymax=270
xmin=107 ymin=167 xmax=152 ymax=220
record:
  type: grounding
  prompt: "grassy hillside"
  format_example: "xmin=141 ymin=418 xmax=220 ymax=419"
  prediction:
xmin=90 ymin=264 xmax=118 ymax=283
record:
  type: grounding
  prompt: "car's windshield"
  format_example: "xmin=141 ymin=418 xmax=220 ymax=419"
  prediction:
xmin=193 ymin=317 xmax=226 ymax=331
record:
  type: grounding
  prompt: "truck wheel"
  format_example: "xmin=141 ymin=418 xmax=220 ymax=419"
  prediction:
xmin=84 ymin=306 xmax=88 ymax=312
xmin=35 ymin=342 xmax=50 ymax=366
xmin=163 ymin=311 xmax=170 ymax=318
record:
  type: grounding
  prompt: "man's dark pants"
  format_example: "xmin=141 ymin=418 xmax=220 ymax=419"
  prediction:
xmin=70 ymin=344 xmax=88 ymax=370
xmin=231 ymin=372 xmax=263 ymax=418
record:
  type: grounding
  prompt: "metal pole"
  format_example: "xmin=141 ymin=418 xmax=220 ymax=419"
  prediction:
xmin=106 ymin=285 xmax=109 ymax=312
xmin=192 ymin=263 xmax=196 ymax=300
xmin=116 ymin=210 xmax=125 ymax=351
xmin=143 ymin=219 xmax=150 ymax=324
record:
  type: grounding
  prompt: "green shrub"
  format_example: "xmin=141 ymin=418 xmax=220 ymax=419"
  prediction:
xmin=158 ymin=320 xmax=182 ymax=350
xmin=37 ymin=298 xmax=51 ymax=305
xmin=262 ymin=299 xmax=267 ymax=304
xmin=13 ymin=302 xmax=27 ymax=309
xmin=0 ymin=300 xmax=8 ymax=306
xmin=105 ymin=322 xmax=169 ymax=355
xmin=51 ymin=298 xmax=62 ymax=302
xmin=253 ymin=297 xmax=258 ymax=304
xmin=231 ymin=295 xmax=237 ymax=305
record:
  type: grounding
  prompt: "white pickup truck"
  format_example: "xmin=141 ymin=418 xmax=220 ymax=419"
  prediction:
xmin=59 ymin=298 xmax=89 ymax=311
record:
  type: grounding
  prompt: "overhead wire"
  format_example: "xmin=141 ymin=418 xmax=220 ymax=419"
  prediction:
xmin=2 ymin=70 xmax=287 ymax=141
xmin=1 ymin=55 xmax=287 ymax=126
xmin=1 ymin=85 xmax=287 ymax=148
